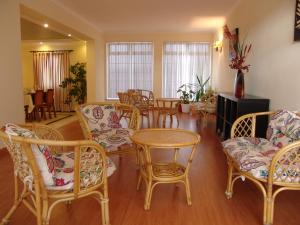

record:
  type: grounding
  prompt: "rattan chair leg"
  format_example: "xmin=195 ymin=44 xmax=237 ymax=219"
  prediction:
xmin=42 ymin=199 xmax=49 ymax=225
xmin=156 ymin=111 xmax=160 ymax=127
xmin=176 ymin=115 xmax=179 ymax=128
xmin=0 ymin=198 xmax=22 ymax=225
xmin=101 ymin=198 xmax=110 ymax=225
xmin=1 ymin=181 xmax=26 ymax=225
xmin=144 ymin=181 xmax=152 ymax=210
xmin=263 ymin=196 xmax=274 ymax=225
xmin=185 ymin=177 xmax=192 ymax=205
xmin=163 ymin=114 xmax=167 ymax=128
xmin=137 ymin=173 xmax=142 ymax=190
xmin=147 ymin=115 xmax=150 ymax=128
xmin=225 ymin=161 xmax=234 ymax=199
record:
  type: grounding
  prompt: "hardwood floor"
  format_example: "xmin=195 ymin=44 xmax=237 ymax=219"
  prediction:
xmin=0 ymin=113 xmax=299 ymax=225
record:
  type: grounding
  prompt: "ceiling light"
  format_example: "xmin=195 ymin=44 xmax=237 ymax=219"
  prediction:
xmin=39 ymin=42 xmax=43 ymax=45
xmin=43 ymin=23 xmax=49 ymax=28
xmin=67 ymin=34 xmax=72 ymax=37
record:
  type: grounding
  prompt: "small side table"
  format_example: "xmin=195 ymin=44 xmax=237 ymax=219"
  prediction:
xmin=130 ymin=128 xmax=200 ymax=210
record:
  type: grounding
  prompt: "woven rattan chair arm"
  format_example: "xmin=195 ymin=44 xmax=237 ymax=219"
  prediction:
xmin=21 ymin=123 xmax=64 ymax=141
xmin=230 ymin=111 xmax=275 ymax=138
xmin=268 ymin=140 xmax=300 ymax=186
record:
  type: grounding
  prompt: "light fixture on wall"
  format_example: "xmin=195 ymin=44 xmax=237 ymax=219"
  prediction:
xmin=213 ymin=40 xmax=223 ymax=52
xmin=43 ymin=23 xmax=49 ymax=28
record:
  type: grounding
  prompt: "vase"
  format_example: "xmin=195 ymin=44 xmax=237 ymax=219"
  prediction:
xmin=234 ymin=69 xmax=244 ymax=98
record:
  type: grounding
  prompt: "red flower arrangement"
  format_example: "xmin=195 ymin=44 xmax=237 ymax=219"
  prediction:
xmin=223 ymin=25 xmax=252 ymax=72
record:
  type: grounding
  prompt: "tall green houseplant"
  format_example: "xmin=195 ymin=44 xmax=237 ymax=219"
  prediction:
xmin=60 ymin=62 xmax=87 ymax=104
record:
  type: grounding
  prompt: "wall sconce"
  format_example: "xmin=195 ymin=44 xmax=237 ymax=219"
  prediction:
xmin=213 ymin=40 xmax=223 ymax=52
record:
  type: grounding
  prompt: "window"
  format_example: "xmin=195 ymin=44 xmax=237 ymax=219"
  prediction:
xmin=106 ymin=42 xmax=153 ymax=99
xmin=162 ymin=42 xmax=211 ymax=98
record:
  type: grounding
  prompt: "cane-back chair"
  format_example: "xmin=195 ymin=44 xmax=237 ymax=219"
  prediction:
xmin=0 ymin=123 xmax=115 ymax=225
xmin=222 ymin=110 xmax=300 ymax=225
xmin=76 ymin=102 xmax=140 ymax=156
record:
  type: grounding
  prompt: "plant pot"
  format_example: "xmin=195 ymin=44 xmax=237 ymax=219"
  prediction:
xmin=181 ymin=103 xmax=190 ymax=113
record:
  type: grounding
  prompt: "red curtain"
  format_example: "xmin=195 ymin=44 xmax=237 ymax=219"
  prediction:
xmin=33 ymin=51 xmax=70 ymax=111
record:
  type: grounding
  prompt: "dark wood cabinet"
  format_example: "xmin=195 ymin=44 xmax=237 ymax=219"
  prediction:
xmin=216 ymin=93 xmax=270 ymax=140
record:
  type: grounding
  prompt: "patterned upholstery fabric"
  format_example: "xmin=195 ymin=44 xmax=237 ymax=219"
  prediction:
xmin=80 ymin=105 xmax=122 ymax=132
xmin=266 ymin=110 xmax=300 ymax=148
xmin=223 ymin=110 xmax=300 ymax=181
xmin=223 ymin=137 xmax=279 ymax=179
xmin=5 ymin=123 xmax=55 ymax=186
xmin=91 ymin=128 xmax=134 ymax=153
xmin=4 ymin=123 xmax=116 ymax=190
xmin=47 ymin=152 xmax=116 ymax=190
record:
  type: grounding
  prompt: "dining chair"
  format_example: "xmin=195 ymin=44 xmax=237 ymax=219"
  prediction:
xmin=156 ymin=98 xmax=180 ymax=128
xmin=117 ymin=92 xmax=132 ymax=120
xmin=34 ymin=90 xmax=46 ymax=121
xmin=43 ymin=89 xmax=56 ymax=119
xmin=133 ymin=95 xmax=152 ymax=128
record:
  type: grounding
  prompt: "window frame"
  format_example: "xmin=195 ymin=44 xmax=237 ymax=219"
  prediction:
xmin=106 ymin=41 xmax=154 ymax=100
xmin=161 ymin=41 xmax=212 ymax=98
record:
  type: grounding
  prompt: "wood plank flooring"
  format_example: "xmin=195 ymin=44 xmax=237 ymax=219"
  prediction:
xmin=0 ymin=113 xmax=299 ymax=225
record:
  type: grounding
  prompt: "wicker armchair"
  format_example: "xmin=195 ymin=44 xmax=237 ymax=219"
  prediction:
xmin=76 ymin=102 xmax=140 ymax=156
xmin=222 ymin=110 xmax=300 ymax=225
xmin=0 ymin=123 xmax=113 ymax=225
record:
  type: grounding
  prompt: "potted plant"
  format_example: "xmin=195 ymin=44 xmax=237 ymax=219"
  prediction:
xmin=177 ymin=84 xmax=194 ymax=113
xmin=60 ymin=62 xmax=87 ymax=105
xmin=193 ymin=76 xmax=210 ymax=102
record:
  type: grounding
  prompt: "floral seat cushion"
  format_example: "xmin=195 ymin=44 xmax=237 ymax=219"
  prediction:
xmin=5 ymin=123 xmax=55 ymax=186
xmin=267 ymin=110 xmax=300 ymax=148
xmin=4 ymin=123 xmax=117 ymax=191
xmin=223 ymin=137 xmax=279 ymax=179
xmin=80 ymin=105 xmax=122 ymax=132
xmin=47 ymin=152 xmax=116 ymax=190
xmin=91 ymin=128 xmax=134 ymax=153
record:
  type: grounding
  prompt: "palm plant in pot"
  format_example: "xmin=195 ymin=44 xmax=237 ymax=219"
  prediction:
xmin=60 ymin=62 xmax=87 ymax=105
xmin=177 ymin=84 xmax=194 ymax=113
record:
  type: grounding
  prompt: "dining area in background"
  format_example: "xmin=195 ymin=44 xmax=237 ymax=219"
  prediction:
xmin=24 ymin=89 xmax=56 ymax=122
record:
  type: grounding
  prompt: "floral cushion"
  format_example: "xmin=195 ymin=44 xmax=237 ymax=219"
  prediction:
xmin=91 ymin=128 xmax=134 ymax=153
xmin=266 ymin=110 xmax=300 ymax=148
xmin=46 ymin=152 xmax=116 ymax=190
xmin=5 ymin=123 xmax=55 ymax=186
xmin=223 ymin=137 xmax=279 ymax=179
xmin=80 ymin=105 xmax=122 ymax=133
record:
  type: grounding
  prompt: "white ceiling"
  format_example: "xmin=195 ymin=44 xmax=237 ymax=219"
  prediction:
xmin=52 ymin=0 xmax=239 ymax=32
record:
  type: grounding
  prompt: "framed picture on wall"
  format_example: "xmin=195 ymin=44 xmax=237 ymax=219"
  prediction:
xmin=229 ymin=28 xmax=239 ymax=60
xmin=294 ymin=0 xmax=300 ymax=41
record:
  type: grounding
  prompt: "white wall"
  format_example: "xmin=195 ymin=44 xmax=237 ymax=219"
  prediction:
xmin=212 ymin=0 xmax=300 ymax=110
xmin=0 ymin=1 xmax=24 ymax=125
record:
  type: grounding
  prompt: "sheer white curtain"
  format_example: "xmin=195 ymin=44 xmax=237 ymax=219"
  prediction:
xmin=33 ymin=51 xmax=70 ymax=111
xmin=162 ymin=42 xmax=211 ymax=98
xmin=106 ymin=42 xmax=153 ymax=99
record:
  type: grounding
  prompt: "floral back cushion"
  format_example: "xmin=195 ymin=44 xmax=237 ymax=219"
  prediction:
xmin=80 ymin=105 xmax=122 ymax=132
xmin=266 ymin=110 xmax=300 ymax=148
xmin=5 ymin=123 xmax=55 ymax=186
